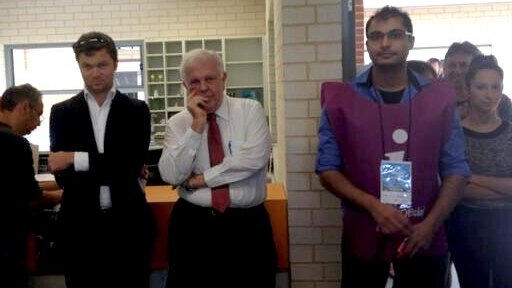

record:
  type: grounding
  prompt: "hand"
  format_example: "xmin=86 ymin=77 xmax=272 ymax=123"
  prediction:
xmin=182 ymin=173 xmax=206 ymax=190
xmin=370 ymin=201 xmax=412 ymax=235
xmin=186 ymin=89 xmax=208 ymax=133
xmin=139 ymin=165 xmax=149 ymax=180
xmin=41 ymin=190 xmax=63 ymax=206
xmin=399 ymin=221 xmax=435 ymax=258
xmin=48 ymin=151 xmax=74 ymax=173
xmin=39 ymin=181 xmax=59 ymax=191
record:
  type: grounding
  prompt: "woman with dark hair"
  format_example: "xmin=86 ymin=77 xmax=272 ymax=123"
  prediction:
xmin=448 ymin=55 xmax=512 ymax=288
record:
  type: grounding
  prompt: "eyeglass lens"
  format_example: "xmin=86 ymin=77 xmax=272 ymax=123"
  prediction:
xmin=367 ymin=29 xmax=411 ymax=41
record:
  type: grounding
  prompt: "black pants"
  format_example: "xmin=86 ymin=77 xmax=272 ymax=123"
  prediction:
xmin=61 ymin=209 xmax=153 ymax=288
xmin=166 ymin=199 xmax=277 ymax=288
xmin=0 ymin=244 xmax=28 ymax=288
xmin=341 ymin=238 xmax=449 ymax=288
xmin=448 ymin=205 xmax=512 ymax=288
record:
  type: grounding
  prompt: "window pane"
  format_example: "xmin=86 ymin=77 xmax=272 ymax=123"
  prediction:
xmin=13 ymin=47 xmax=83 ymax=90
xmin=115 ymin=46 xmax=143 ymax=89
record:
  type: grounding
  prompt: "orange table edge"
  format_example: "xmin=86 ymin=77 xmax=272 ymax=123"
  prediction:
xmin=145 ymin=183 xmax=290 ymax=271
xmin=27 ymin=183 xmax=289 ymax=272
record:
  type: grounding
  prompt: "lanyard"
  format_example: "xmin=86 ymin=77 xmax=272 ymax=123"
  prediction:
xmin=376 ymin=86 xmax=413 ymax=161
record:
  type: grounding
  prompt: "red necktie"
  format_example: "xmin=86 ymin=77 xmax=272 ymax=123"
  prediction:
xmin=207 ymin=113 xmax=230 ymax=213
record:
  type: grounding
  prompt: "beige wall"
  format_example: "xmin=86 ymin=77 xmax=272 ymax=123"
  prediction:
xmin=0 ymin=0 xmax=266 ymax=92
xmin=272 ymin=0 xmax=342 ymax=286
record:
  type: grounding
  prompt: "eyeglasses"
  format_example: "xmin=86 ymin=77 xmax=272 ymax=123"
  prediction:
xmin=72 ymin=37 xmax=109 ymax=50
xmin=367 ymin=29 xmax=413 ymax=42
xmin=29 ymin=104 xmax=44 ymax=123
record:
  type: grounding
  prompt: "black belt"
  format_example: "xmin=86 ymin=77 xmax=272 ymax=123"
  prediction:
xmin=177 ymin=198 xmax=265 ymax=216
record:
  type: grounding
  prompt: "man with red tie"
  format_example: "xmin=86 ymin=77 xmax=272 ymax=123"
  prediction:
xmin=158 ymin=49 xmax=276 ymax=287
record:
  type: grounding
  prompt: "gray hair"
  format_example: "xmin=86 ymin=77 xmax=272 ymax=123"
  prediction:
xmin=1 ymin=83 xmax=42 ymax=112
xmin=179 ymin=49 xmax=225 ymax=82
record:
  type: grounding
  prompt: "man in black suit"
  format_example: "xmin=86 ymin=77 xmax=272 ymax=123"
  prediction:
xmin=48 ymin=31 xmax=155 ymax=288
xmin=0 ymin=84 xmax=44 ymax=287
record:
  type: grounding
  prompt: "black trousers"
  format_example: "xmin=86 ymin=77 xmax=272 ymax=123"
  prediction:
xmin=0 ymin=238 xmax=28 ymax=288
xmin=61 ymin=209 xmax=153 ymax=288
xmin=166 ymin=199 xmax=277 ymax=288
xmin=341 ymin=237 xmax=449 ymax=288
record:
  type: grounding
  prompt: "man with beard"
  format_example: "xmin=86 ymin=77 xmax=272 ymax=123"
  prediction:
xmin=316 ymin=6 xmax=469 ymax=288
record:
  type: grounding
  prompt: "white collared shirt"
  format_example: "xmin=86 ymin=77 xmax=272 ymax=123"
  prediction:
xmin=74 ymin=84 xmax=116 ymax=209
xmin=158 ymin=95 xmax=271 ymax=208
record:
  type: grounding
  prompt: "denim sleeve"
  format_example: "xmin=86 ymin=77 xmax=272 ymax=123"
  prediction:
xmin=315 ymin=109 xmax=343 ymax=174
xmin=439 ymin=112 xmax=471 ymax=177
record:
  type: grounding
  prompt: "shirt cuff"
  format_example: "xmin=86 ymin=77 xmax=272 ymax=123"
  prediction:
xmin=74 ymin=152 xmax=89 ymax=171
xmin=185 ymin=127 xmax=202 ymax=155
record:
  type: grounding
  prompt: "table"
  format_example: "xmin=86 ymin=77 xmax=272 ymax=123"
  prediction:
xmin=28 ymin=183 xmax=290 ymax=272
xmin=146 ymin=183 xmax=289 ymax=271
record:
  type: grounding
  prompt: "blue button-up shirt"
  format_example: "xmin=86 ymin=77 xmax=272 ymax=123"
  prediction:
xmin=315 ymin=66 xmax=470 ymax=178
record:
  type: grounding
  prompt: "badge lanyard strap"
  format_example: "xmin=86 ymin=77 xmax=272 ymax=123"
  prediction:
xmin=377 ymin=86 xmax=412 ymax=162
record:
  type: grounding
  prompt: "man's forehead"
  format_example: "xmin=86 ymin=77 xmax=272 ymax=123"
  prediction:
xmin=446 ymin=53 xmax=473 ymax=62
xmin=186 ymin=61 xmax=219 ymax=75
xmin=367 ymin=17 xmax=405 ymax=32
xmin=77 ymin=48 xmax=112 ymax=61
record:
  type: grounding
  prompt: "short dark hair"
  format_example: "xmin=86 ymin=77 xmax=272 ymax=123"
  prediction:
xmin=465 ymin=54 xmax=503 ymax=88
xmin=366 ymin=6 xmax=413 ymax=36
xmin=0 ymin=83 xmax=42 ymax=112
xmin=408 ymin=60 xmax=437 ymax=79
xmin=72 ymin=31 xmax=117 ymax=62
xmin=444 ymin=41 xmax=482 ymax=61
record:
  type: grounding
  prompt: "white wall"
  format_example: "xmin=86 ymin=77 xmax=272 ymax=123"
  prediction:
xmin=364 ymin=3 xmax=512 ymax=96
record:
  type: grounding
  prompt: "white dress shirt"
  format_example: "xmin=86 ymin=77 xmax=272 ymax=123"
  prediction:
xmin=158 ymin=95 xmax=271 ymax=208
xmin=74 ymin=85 xmax=116 ymax=210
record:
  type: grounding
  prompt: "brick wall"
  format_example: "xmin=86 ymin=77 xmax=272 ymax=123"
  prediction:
xmin=0 ymin=0 xmax=266 ymax=92
xmin=273 ymin=0 xmax=342 ymax=287
xmin=355 ymin=0 xmax=364 ymax=65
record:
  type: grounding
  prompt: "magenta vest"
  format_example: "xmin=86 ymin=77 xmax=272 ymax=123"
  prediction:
xmin=321 ymin=80 xmax=456 ymax=261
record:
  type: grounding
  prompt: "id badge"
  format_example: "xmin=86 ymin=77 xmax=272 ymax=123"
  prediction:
xmin=380 ymin=160 xmax=412 ymax=206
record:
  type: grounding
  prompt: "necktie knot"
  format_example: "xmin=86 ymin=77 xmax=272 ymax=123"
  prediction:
xmin=207 ymin=113 xmax=216 ymax=122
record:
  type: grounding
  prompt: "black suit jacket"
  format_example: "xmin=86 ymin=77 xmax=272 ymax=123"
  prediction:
xmin=49 ymin=91 xmax=153 ymax=235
